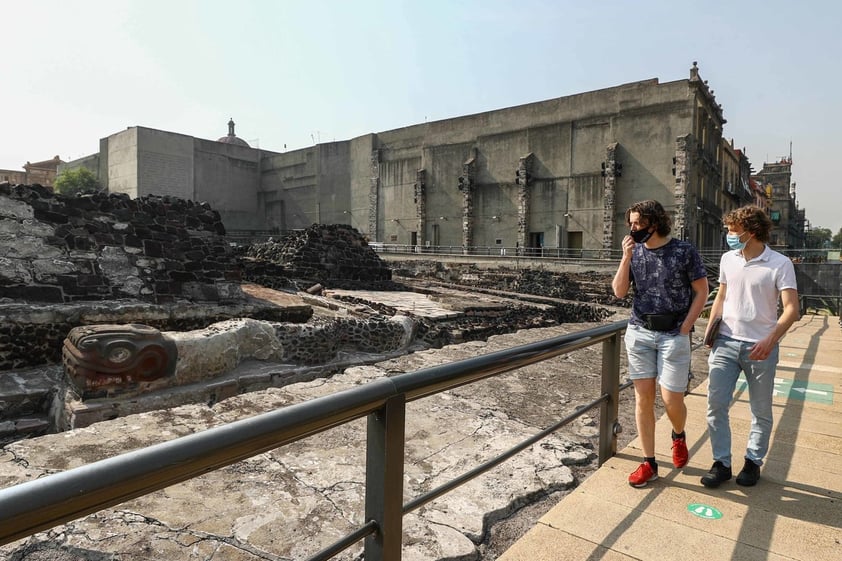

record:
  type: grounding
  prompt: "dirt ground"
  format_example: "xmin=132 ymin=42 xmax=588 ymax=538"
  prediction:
xmin=478 ymin=330 xmax=713 ymax=559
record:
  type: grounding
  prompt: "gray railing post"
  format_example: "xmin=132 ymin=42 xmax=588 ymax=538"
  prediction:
xmin=364 ymin=394 xmax=406 ymax=561
xmin=598 ymin=331 xmax=622 ymax=465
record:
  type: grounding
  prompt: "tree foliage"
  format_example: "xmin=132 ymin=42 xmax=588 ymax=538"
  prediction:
xmin=804 ymin=227 xmax=832 ymax=249
xmin=833 ymin=227 xmax=842 ymax=249
xmin=54 ymin=167 xmax=100 ymax=196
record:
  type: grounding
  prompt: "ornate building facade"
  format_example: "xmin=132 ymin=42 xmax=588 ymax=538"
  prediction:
xmin=1 ymin=155 xmax=63 ymax=187
xmin=752 ymin=157 xmax=806 ymax=249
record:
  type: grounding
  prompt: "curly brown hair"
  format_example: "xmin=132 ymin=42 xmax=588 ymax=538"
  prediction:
xmin=625 ymin=199 xmax=672 ymax=236
xmin=723 ymin=205 xmax=772 ymax=243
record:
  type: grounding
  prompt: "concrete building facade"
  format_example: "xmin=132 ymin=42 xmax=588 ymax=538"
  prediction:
xmin=61 ymin=123 xmax=277 ymax=231
xmin=61 ymin=64 xmax=808 ymax=252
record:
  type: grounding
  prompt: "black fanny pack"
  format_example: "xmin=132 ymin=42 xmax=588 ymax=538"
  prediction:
xmin=642 ymin=312 xmax=682 ymax=332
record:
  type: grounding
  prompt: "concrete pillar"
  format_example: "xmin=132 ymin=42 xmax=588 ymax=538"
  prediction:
xmin=602 ymin=143 xmax=619 ymax=254
xmin=414 ymin=169 xmax=426 ymax=246
xmin=369 ymin=150 xmax=381 ymax=241
xmin=458 ymin=150 xmax=477 ymax=254
xmin=673 ymin=135 xmax=691 ymax=240
xmin=516 ymin=153 xmax=534 ymax=251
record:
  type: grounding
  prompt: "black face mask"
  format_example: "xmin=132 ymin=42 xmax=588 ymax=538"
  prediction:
xmin=630 ymin=227 xmax=653 ymax=244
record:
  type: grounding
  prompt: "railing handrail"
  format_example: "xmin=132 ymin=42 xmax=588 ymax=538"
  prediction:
xmin=0 ymin=320 xmax=628 ymax=557
xmin=370 ymin=243 xmax=624 ymax=261
xmin=371 ymin=243 xmax=839 ymax=261
xmin=0 ymin=376 xmax=398 ymax=545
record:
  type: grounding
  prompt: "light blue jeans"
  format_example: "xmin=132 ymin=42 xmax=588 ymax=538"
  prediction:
xmin=706 ymin=335 xmax=779 ymax=467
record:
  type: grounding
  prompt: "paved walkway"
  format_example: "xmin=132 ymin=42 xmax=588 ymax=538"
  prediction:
xmin=500 ymin=314 xmax=842 ymax=561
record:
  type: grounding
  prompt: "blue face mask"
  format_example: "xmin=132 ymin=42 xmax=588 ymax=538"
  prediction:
xmin=726 ymin=231 xmax=749 ymax=250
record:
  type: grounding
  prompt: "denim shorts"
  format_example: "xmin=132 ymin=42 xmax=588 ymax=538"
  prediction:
xmin=624 ymin=324 xmax=692 ymax=393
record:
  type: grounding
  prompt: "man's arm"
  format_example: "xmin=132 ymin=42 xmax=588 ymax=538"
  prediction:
xmin=774 ymin=288 xmax=800 ymax=341
xmin=749 ymin=287 xmax=800 ymax=360
xmin=612 ymin=235 xmax=635 ymax=298
xmin=703 ymin=282 xmax=726 ymax=347
xmin=680 ymin=276 xmax=709 ymax=335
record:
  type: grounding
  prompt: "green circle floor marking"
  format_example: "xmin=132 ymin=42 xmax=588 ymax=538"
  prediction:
xmin=688 ymin=503 xmax=722 ymax=520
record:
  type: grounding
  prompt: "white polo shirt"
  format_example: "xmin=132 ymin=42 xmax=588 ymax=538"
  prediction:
xmin=718 ymin=245 xmax=798 ymax=343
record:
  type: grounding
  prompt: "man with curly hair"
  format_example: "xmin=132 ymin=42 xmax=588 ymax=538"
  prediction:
xmin=613 ymin=200 xmax=709 ymax=487
xmin=700 ymin=205 xmax=799 ymax=488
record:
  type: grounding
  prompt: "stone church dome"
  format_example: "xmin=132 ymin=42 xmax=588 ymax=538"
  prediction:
xmin=217 ymin=118 xmax=250 ymax=147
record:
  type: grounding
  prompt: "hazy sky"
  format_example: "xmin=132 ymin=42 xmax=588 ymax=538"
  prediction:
xmin=3 ymin=0 xmax=840 ymax=233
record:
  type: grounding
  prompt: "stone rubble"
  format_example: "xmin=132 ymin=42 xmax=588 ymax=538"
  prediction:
xmin=242 ymin=224 xmax=392 ymax=290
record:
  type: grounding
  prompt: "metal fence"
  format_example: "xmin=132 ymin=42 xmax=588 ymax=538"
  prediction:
xmin=371 ymin=243 xmax=624 ymax=262
xmin=0 ymin=321 xmax=629 ymax=560
xmin=373 ymin=244 xmax=839 ymax=264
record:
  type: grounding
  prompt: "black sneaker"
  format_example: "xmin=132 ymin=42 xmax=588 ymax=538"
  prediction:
xmin=701 ymin=461 xmax=732 ymax=488
xmin=736 ymin=458 xmax=761 ymax=486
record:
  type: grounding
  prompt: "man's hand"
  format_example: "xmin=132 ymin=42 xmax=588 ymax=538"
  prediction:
xmin=749 ymin=334 xmax=776 ymax=360
xmin=621 ymin=234 xmax=635 ymax=258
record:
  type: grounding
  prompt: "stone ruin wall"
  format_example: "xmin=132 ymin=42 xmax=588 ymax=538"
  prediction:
xmin=0 ymin=182 xmax=250 ymax=371
xmin=0 ymin=189 xmax=420 ymax=439
xmin=0 ymin=188 xmax=408 ymax=373
xmin=0 ymin=183 xmax=242 ymax=304
xmin=272 ymin=317 xmax=411 ymax=365
xmin=241 ymin=223 xmax=393 ymax=289
xmin=62 ymin=314 xmax=417 ymax=429
xmin=0 ymin=300 xmax=311 ymax=371
xmin=0 ymin=186 xmax=619 ymax=440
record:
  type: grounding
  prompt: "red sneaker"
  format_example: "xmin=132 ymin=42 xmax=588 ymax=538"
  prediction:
xmin=672 ymin=435 xmax=689 ymax=468
xmin=628 ymin=462 xmax=658 ymax=487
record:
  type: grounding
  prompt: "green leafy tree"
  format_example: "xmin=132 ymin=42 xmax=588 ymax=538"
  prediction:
xmin=805 ymin=227 xmax=832 ymax=249
xmin=54 ymin=167 xmax=100 ymax=196
xmin=832 ymin=227 xmax=842 ymax=249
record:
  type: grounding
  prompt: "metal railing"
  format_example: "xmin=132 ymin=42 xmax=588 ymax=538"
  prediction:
xmin=371 ymin=243 xmax=624 ymax=261
xmin=800 ymin=295 xmax=842 ymax=315
xmin=0 ymin=321 xmax=628 ymax=560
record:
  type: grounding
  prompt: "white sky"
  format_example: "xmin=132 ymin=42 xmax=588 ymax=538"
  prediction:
xmin=3 ymin=0 xmax=840 ymax=233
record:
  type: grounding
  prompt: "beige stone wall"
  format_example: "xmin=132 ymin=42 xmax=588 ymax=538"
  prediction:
xmin=23 ymin=156 xmax=62 ymax=187
xmin=260 ymin=147 xmax=322 ymax=230
xmin=105 ymin=127 xmax=139 ymax=197
xmin=0 ymin=169 xmax=26 ymax=184
xmin=314 ymin=141 xmax=353 ymax=227
xmin=192 ymin=137 xmax=260 ymax=231
xmin=57 ymin=153 xmax=100 ymax=179
xmin=66 ymin=127 xmax=273 ymax=232
xmin=379 ymin=155 xmax=421 ymax=245
xmin=261 ymin=74 xmax=727 ymax=251
xmin=3 ymin=156 xmax=62 ymax=187
xmin=50 ymin=66 xmax=743 ymax=252
xmin=137 ymin=127 xmax=194 ymax=200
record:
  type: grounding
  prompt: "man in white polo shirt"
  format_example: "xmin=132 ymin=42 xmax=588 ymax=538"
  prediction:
xmin=701 ymin=205 xmax=799 ymax=488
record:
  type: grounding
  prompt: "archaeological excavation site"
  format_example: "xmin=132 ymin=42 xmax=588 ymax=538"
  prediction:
xmin=1 ymin=183 xmax=625 ymax=442
xmin=1 ymin=183 xmax=637 ymax=560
